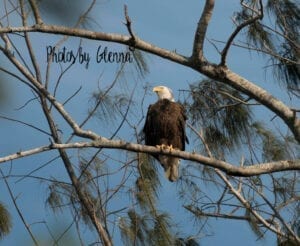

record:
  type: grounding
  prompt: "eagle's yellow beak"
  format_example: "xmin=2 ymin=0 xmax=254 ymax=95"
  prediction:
xmin=153 ymin=86 xmax=163 ymax=92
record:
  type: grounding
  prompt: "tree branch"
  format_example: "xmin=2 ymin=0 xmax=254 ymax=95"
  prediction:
xmin=0 ymin=140 xmax=299 ymax=177
xmin=184 ymin=205 xmax=251 ymax=221
xmin=213 ymin=168 xmax=287 ymax=239
xmin=28 ymin=0 xmax=43 ymax=25
xmin=0 ymin=24 xmax=189 ymax=65
xmin=220 ymin=0 xmax=263 ymax=65
xmin=191 ymin=0 xmax=215 ymax=62
xmin=123 ymin=4 xmax=135 ymax=49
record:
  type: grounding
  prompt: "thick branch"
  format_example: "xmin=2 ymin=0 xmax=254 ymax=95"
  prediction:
xmin=0 ymin=140 xmax=299 ymax=177
xmin=191 ymin=0 xmax=215 ymax=62
xmin=0 ymin=25 xmax=189 ymax=66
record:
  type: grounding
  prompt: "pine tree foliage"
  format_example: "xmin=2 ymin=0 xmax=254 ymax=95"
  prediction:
xmin=135 ymin=153 xmax=160 ymax=210
xmin=235 ymin=0 xmax=300 ymax=91
xmin=0 ymin=202 xmax=12 ymax=239
xmin=252 ymin=122 xmax=291 ymax=162
xmin=186 ymin=79 xmax=253 ymax=157
xmin=119 ymin=210 xmax=149 ymax=246
xmin=45 ymin=156 xmax=112 ymax=229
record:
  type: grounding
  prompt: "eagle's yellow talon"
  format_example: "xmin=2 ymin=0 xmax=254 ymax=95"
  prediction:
xmin=156 ymin=144 xmax=167 ymax=150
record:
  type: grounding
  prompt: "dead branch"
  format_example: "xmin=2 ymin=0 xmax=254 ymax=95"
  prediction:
xmin=192 ymin=0 xmax=215 ymax=62
xmin=123 ymin=4 xmax=136 ymax=50
xmin=0 ymin=140 xmax=299 ymax=177
xmin=28 ymin=0 xmax=43 ymax=25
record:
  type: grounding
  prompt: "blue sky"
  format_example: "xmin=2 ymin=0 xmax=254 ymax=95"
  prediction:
xmin=0 ymin=0 xmax=295 ymax=245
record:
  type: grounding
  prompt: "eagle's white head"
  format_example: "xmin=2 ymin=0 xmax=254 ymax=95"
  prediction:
xmin=153 ymin=86 xmax=175 ymax=102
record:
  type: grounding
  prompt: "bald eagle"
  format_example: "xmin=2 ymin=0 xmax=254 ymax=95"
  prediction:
xmin=143 ymin=86 xmax=188 ymax=182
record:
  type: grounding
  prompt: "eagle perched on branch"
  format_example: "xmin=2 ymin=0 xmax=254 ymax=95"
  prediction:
xmin=143 ymin=86 xmax=189 ymax=182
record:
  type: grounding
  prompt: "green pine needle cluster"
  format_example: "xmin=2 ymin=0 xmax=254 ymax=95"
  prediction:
xmin=0 ymin=202 xmax=12 ymax=239
xmin=187 ymin=79 xmax=253 ymax=157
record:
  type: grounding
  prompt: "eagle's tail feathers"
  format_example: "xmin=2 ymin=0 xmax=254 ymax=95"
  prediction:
xmin=159 ymin=155 xmax=180 ymax=182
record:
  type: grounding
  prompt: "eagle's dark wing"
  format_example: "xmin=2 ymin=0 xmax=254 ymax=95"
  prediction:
xmin=178 ymin=103 xmax=189 ymax=150
xmin=143 ymin=103 xmax=156 ymax=147
xmin=143 ymin=99 xmax=187 ymax=149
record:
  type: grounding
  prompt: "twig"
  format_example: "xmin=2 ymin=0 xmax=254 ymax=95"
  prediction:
xmin=124 ymin=5 xmax=136 ymax=50
xmin=0 ymin=114 xmax=51 ymax=136
xmin=0 ymin=169 xmax=39 ymax=246
xmin=220 ymin=0 xmax=263 ymax=66
xmin=19 ymin=0 xmax=42 ymax=83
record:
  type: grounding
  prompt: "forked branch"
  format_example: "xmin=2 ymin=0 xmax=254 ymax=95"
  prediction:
xmin=220 ymin=0 xmax=263 ymax=65
xmin=124 ymin=4 xmax=136 ymax=50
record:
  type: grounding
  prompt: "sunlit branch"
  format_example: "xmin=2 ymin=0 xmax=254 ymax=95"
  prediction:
xmin=123 ymin=5 xmax=136 ymax=49
xmin=28 ymin=0 xmax=43 ymax=25
xmin=192 ymin=0 xmax=215 ymax=62
xmin=0 ymin=140 xmax=299 ymax=177
xmin=0 ymin=19 xmax=299 ymax=143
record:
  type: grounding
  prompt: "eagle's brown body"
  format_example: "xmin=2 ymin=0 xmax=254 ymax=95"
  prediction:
xmin=143 ymin=98 xmax=188 ymax=181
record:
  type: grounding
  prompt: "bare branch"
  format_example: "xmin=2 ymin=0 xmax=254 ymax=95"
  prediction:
xmin=214 ymin=169 xmax=287 ymax=239
xmin=255 ymin=184 xmax=300 ymax=243
xmin=184 ymin=205 xmax=251 ymax=221
xmin=28 ymin=0 xmax=43 ymax=25
xmin=0 ymin=140 xmax=299 ymax=177
xmin=19 ymin=0 xmax=42 ymax=82
xmin=220 ymin=0 xmax=263 ymax=65
xmin=0 ymin=114 xmax=51 ymax=136
xmin=0 ymin=24 xmax=189 ymax=65
xmin=0 ymin=44 xmax=99 ymax=140
xmin=123 ymin=4 xmax=136 ymax=49
xmin=191 ymin=0 xmax=215 ymax=62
